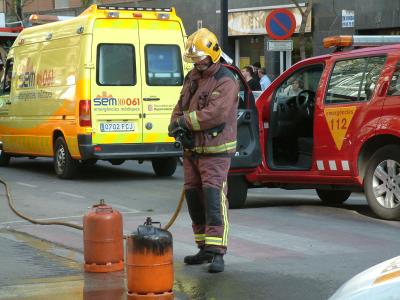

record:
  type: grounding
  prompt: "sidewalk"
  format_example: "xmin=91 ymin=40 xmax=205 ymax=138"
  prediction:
xmin=0 ymin=225 xmax=194 ymax=300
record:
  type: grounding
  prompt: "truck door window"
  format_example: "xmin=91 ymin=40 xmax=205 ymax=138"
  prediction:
xmin=275 ymin=64 xmax=323 ymax=99
xmin=145 ymin=45 xmax=183 ymax=86
xmin=2 ymin=59 xmax=13 ymax=94
xmin=362 ymin=57 xmax=386 ymax=100
xmin=325 ymin=56 xmax=385 ymax=104
xmin=388 ymin=60 xmax=400 ymax=96
xmin=97 ymin=44 xmax=136 ymax=86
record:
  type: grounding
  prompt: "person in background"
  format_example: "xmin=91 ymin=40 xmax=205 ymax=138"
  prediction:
xmin=241 ymin=66 xmax=261 ymax=91
xmin=252 ymin=62 xmax=261 ymax=83
xmin=258 ymin=68 xmax=271 ymax=91
xmin=284 ymin=79 xmax=304 ymax=96
xmin=268 ymin=73 xmax=277 ymax=81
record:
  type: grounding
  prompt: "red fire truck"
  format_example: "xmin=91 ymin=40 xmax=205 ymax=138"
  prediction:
xmin=228 ymin=35 xmax=400 ymax=221
xmin=0 ymin=24 xmax=22 ymax=70
xmin=0 ymin=15 xmax=66 ymax=71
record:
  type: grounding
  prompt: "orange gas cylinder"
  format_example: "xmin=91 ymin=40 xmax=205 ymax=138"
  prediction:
xmin=126 ymin=217 xmax=173 ymax=300
xmin=83 ymin=199 xmax=124 ymax=272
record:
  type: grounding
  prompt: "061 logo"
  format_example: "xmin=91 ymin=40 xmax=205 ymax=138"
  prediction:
xmin=94 ymin=91 xmax=140 ymax=106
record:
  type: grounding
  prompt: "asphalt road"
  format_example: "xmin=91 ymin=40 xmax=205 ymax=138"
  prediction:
xmin=1 ymin=157 xmax=400 ymax=300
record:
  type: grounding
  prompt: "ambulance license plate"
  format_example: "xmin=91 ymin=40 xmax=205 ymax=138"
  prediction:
xmin=100 ymin=122 xmax=135 ymax=132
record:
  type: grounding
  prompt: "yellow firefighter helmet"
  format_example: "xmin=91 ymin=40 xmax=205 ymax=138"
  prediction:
xmin=183 ymin=28 xmax=222 ymax=64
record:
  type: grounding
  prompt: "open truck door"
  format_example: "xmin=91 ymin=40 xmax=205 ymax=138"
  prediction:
xmin=223 ymin=63 xmax=261 ymax=208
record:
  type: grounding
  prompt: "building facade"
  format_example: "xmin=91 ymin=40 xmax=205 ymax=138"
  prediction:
xmin=4 ymin=0 xmax=400 ymax=77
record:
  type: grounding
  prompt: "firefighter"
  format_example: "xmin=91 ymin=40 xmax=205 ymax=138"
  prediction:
xmin=168 ymin=28 xmax=239 ymax=273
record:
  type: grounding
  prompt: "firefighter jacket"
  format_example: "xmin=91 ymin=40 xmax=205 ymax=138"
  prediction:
xmin=171 ymin=62 xmax=239 ymax=155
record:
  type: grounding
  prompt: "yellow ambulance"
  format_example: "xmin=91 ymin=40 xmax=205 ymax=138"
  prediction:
xmin=0 ymin=5 xmax=189 ymax=178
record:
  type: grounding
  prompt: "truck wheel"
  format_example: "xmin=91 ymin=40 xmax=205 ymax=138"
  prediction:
xmin=54 ymin=137 xmax=79 ymax=179
xmin=152 ymin=158 xmax=177 ymax=177
xmin=0 ymin=148 xmax=10 ymax=166
xmin=316 ymin=189 xmax=351 ymax=205
xmin=364 ymin=145 xmax=400 ymax=220
xmin=227 ymin=175 xmax=248 ymax=209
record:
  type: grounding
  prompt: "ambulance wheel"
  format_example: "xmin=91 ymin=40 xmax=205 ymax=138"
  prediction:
xmin=316 ymin=189 xmax=351 ymax=205
xmin=227 ymin=175 xmax=248 ymax=209
xmin=54 ymin=137 xmax=79 ymax=179
xmin=0 ymin=148 xmax=10 ymax=166
xmin=364 ymin=145 xmax=400 ymax=220
xmin=152 ymin=158 xmax=177 ymax=177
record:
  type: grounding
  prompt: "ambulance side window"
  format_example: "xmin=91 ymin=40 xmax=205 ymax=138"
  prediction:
xmin=145 ymin=45 xmax=183 ymax=86
xmin=97 ymin=44 xmax=136 ymax=86
xmin=325 ymin=56 xmax=385 ymax=104
xmin=2 ymin=59 xmax=13 ymax=94
xmin=388 ymin=61 xmax=400 ymax=96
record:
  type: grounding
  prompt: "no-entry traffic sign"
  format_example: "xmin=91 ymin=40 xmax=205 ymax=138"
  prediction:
xmin=265 ymin=8 xmax=296 ymax=40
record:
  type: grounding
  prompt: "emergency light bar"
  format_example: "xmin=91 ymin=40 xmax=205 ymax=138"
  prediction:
xmin=97 ymin=5 xmax=172 ymax=12
xmin=29 ymin=14 xmax=73 ymax=25
xmin=323 ymin=35 xmax=400 ymax=49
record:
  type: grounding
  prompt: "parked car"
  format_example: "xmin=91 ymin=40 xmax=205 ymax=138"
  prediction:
xmin=329 ymin=255 xmax=400 ymax=300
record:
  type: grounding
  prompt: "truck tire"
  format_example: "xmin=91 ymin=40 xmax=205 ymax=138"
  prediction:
xmin=227 ymin=175 xmax=248 ymax=209
xmin=0 ymin=148 xmax=10 ymax=166
xmin=152 ymin=158 xmax=177 ymax=177
xmin=54 ymin=137 xmax=79 ymax=179
xmin=316 ymin=189 xmax=351 ymax=205
xmin=364 ymin=145 xmax=400 ymax=220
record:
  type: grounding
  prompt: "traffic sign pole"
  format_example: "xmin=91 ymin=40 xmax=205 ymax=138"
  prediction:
xmin=286 ymin=51 xmax=292 ymax=69
xmin=280 ymin=51 xmax=284 ymax=74
xmin=220 ymin=0 xmax=229 ymax=54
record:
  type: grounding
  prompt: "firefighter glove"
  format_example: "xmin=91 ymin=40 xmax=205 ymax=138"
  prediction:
xmin=168 ymin=117 xmax=188 ymax=137
xmin=177 ymin=116 xmax=188 ymax=130
xmin=181 ymin=131 xmax=194 ymax=149
xmin=168 ymin=121 xmax=178 ymax=137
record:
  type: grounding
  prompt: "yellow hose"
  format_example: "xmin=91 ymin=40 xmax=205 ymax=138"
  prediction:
xmin=163 ymin=188 xmax=185 ymax=230
xmin=0 ymin=177 xmax=83 ymax=230
xmin=0 ymin=176 xmax=185 ymax=232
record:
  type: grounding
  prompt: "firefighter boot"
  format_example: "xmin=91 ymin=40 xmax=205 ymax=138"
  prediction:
xmin=184 ymin=247 xmax=213 ymax=265
xmin=208 ymin=253 xmax=224 ymax=273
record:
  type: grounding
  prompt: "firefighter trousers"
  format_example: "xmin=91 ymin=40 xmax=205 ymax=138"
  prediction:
xmin=183 ymin=153 xmax=231 ymax=254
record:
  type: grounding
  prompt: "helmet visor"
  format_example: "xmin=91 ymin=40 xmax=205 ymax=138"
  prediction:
xmin=183 ymin=53 xmax=208 ymax=63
